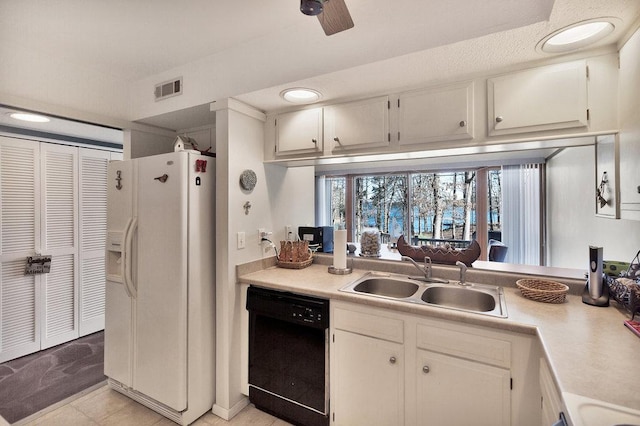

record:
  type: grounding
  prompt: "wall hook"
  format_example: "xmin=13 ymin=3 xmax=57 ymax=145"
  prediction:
xmin=115 ymin=170 xmax=123 ymax=190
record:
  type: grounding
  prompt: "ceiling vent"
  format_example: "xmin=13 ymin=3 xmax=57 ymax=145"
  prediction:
xmin=154 ymin=77 xmax=183 ymax=101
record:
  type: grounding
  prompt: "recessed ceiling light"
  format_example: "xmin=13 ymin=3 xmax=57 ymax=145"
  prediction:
xmin=8 ymin=112 xmax=51 ymax=123
xmin=280 ymin=88 xmax=322 ymax=104
xmin=538 ymin=18 xmax=617 ymax=54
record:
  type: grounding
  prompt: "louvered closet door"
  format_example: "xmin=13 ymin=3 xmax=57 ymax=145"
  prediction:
xmin=40 ymin=144 xmax=78 ymax=349
xmin=0 ymin=137 xmax=41 ymax=363
xmin=78 ymin=148 xmax=109 ymax=336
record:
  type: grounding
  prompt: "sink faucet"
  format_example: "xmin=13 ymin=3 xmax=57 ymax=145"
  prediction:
xmin=455 ymin=261 xmax=470 ymax=286
xmin=402 ymin=256 xmax=449 ymax=283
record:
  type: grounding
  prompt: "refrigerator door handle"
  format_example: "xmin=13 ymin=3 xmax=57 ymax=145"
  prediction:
xmin=121 ymin=217 xmax=134 ymax=298
xmin=124 ymin=216 xmax=138 ymax=299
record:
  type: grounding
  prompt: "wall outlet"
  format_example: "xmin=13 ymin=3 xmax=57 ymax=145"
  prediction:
xmin=237 ymin=231 xmax=245 ymax=249
xmin=285 ymin=225 xmax=293 ymax=241
xmin=258 ymin=228 xmax=265 ymax=242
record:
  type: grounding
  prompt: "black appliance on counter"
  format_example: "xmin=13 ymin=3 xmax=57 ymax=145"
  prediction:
xmin=298 ymin=226 xmax=334 ymax=253
xmin=247 ymin=286 xmax=330 ymax=426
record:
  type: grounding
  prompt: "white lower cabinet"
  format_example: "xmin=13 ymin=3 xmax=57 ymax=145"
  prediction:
xmin=330 ymin=301 xmax=540 ymax=426
xmin=539 ymin=357 xmax=563 ymax=426
xmin=415 ymin=349 xmax=510 ymax=426
xmin=332 ymin=330 xmax=404 ymax=426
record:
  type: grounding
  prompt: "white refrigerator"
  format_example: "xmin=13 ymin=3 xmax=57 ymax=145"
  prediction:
xmin=104 ymin=151 xmax=215 ymax=425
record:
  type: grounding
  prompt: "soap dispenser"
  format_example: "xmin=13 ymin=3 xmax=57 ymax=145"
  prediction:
xmin=582 ymin=246 xmax=609 ymax=306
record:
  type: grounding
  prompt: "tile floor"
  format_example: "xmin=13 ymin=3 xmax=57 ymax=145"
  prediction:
xmin=13 ymin=385 xmax=291 ymax=426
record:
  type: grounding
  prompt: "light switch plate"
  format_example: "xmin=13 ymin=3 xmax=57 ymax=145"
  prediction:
xmin=237 ymin=231 xmax=245 ymax=249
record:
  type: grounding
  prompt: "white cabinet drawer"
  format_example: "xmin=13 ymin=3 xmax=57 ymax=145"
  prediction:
xmin=416 ymin=323 xmax=511 ymax=368
xmin=334 ymin=306 xmax=404 ymax=343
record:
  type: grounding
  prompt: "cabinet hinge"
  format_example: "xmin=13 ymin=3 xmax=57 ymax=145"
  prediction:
xmin=510 ymin=378 xmax=513 ymax=390
xmin=397 ymin=99 xmax=400 ymax=108
xmin=586 ymin=65 xmax=590 ymax=79
xmin=332 ymin=334 xmax=335 ymax=343
xmin=587 ymin=109 xmax=590 ymax=121
xmin=333 ymin=412 xmax=335 ymax=422
xmin=388 ymin=133 xmax=390 ymax=142
xmin=618 ymin=53 xmax=621 ymax=69
xmin=387 ymin=100 xmax=391 ymax=109
xmin=274 ymin=118 xmax=277 ymax=126
xmin=398 ymin=131 xmax=400 ymax=141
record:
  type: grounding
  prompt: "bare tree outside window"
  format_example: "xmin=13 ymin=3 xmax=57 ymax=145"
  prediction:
xmin=354 ymin=174 xmax=407 ymax=241
xmin=325 ymin=168 xmax=502 ymax=250
xmin=328 ymin=177 xmax=346 ymax=228
xmin=488 ymin=169 xmax=502 ymax=234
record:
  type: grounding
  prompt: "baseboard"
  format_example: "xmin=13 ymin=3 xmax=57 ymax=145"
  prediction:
xmin=211 ymin=396 xmax=249 ymax=421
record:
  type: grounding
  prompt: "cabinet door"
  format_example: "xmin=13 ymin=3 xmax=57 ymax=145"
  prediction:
xmin=487 ymin=61 xmax=588 ymax=136
xmin=0 ymin=137 xmax=42 ymax=363
xmin=332 ymin=329 xmax=404 ymax=426
xmin=40 ymin=143 xmax=79 ymax=349
xmin=275 ymin=108 xmax=323 ymax=155
xmin=326 ymin=96 xmax=389 ymax=152
xmin=619 ymin=29 xmax=640 ymax=219
xmin=398 ymin=82 xmax=473 ymax=145
xmin=539 ymin=358 xmax=562 ymax=426
xmin=416 ymin=349 xmax=511 ymax=426
xmin=78 ymin=148 xmax=110 ymax=336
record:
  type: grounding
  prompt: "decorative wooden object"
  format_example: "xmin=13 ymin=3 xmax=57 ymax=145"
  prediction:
xmin=396 ymin=235 xmax=481 ymax=266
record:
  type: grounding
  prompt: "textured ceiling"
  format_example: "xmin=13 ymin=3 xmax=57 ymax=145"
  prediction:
xmin=236 ymin=0 xmax=640 ymax=113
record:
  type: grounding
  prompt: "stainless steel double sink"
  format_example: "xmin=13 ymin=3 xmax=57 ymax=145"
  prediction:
xmin=340 ymin=271 xmax=508 ymax=318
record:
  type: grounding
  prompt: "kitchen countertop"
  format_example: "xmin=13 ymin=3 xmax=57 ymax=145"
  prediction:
xmin=238 ymin=261 xmax=640 ymax=415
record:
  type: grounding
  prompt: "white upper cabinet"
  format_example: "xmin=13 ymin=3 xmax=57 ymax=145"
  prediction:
xmin=275 ymin=107 xmax=323 ymax=155
xmin=325 ymin=96 xmax=389 ymax=152
xmin=618 ymin=28 xmax=640 ymax=220
xmin=398 ymin=82 xmax=474 ymax=145
xmin=487 ymin=60 xmax=588 ymax=136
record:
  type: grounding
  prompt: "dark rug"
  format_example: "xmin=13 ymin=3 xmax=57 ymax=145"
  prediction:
xmin=0 ymin=331 xmax=106 ymax=424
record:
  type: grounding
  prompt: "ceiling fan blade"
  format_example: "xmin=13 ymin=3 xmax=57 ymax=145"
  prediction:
xmin=317 ymin=0 xmax=354 ymax=36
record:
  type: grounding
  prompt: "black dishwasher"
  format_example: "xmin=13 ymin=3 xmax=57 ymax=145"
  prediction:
xmin=247 ymin=286 xmax=329 ymax=426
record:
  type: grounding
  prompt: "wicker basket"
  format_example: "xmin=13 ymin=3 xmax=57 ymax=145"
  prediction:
xmin=516 ymin=279 xmax=569 ymax=304
xmin=277 ymin=240 xmax=313 ymax=269
xmin=277 ymin=257 xmax=313 ymax=269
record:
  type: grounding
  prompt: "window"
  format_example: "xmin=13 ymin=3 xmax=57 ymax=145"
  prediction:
xmin=320 ymin=164 xmax=542 ymax=265
xmin=324 ymin=169 xmax=483 ymax=247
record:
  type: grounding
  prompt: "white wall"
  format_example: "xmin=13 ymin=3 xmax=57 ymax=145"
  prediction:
xmin=212 ymin=99 xmax=315 ymax=419
xmin=546 ymin=145 xmax=640 ymax=269
xmin=124 ymin=129 xmax=175 ymax=160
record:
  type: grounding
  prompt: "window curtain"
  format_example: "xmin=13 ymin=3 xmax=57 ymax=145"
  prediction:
xmin=501 ymin=164 xmax=542 ymax=265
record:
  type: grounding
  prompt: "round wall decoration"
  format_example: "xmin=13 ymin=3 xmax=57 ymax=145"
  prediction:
xmin=240 ymin=169 xmax=257 ymax=191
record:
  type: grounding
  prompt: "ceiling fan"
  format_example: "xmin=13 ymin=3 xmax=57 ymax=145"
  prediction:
xmin=300 ymin=0 xmax=354 ymax=36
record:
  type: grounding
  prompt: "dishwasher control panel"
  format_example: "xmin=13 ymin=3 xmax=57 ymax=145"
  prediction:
xmin=247 ymin=286 xmax=329 ymax=329
xmin=291 ymin=303 xmax=324 ymax=325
